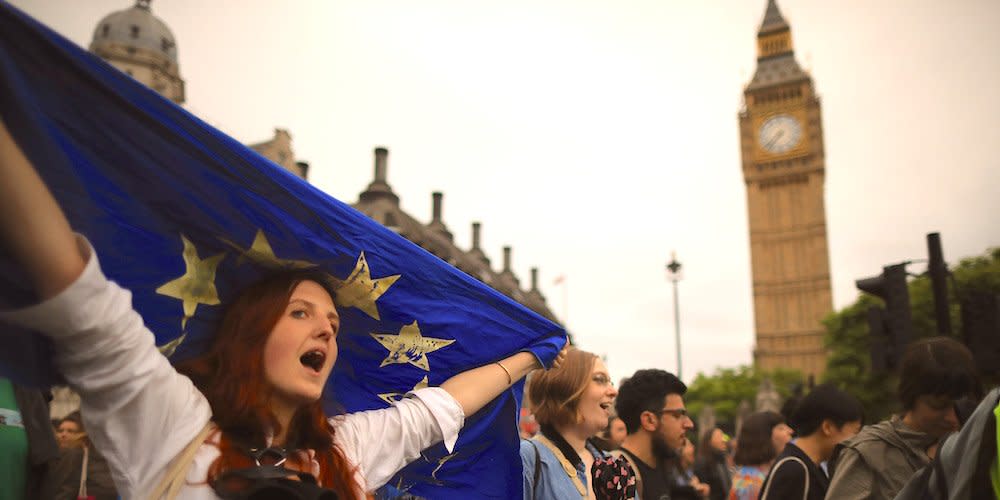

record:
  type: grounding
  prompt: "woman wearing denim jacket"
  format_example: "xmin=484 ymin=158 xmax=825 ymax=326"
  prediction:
xmin=521 ymin=348 xmax=636 ymax=500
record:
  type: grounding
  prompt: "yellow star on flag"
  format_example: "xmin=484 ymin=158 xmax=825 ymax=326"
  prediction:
xmin=431 ymin=451 xmax=459 ymax=480
xmin=371 ymin=321 xmax=455 ymax=371
xmin=157 ymin=332 xmax=187 ymax=358
xmin=334 ymin=252 xmax=400 ymax=320
xmin=155 ymin=235 xmax=225 ymax=329
xmin=377 ymin=375 xmax=430 ymax=405
xmin=223 ymin=229 xmax=315 ymax=269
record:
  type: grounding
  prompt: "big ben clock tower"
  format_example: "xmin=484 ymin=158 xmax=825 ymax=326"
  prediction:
xmin=740 ymin=0 xmax=833 ymax=378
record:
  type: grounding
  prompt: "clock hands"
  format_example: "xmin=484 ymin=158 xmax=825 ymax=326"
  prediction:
xmin=764 ymin=129 xmax=785 ymax=150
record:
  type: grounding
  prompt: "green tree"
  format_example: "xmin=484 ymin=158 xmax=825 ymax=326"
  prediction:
xmin=822 ymin=247 xmax=1000 ymax=422
xmin=684 ymin=365 xmax=803 ymax=432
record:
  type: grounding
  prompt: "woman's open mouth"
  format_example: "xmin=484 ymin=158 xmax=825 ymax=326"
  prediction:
xmin=300 ymin=350 xmax=326 ymax=373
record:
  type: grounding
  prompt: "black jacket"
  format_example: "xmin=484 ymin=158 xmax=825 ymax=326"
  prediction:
xmin=693 ymin=452 xmax=730 ymax=500
xmin=757 ymin=442 xmax=828 ymax=500
xmin=12 ymin=384 xmax=61 ymax=499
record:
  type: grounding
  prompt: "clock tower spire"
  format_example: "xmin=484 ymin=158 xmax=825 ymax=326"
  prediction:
xmin=739 ymin=1 xmax=833 ymax=379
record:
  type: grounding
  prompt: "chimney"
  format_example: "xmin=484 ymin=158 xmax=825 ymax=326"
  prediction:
xmin=432 ymin=192 xmax=443 ymax=223
xmin=359 ymin=146 xmax=399 ymax=205
xmin=531 ymin=267 xmax=538 ymax=291
xmin=503 ymin=246 xmax=512 ymax=273
xmin=374 ymin=147 xmax=388 ymax=183
xmin=295 ymin=161 xmax=309 ymax=179
xmin=471 ymin=222 xmax=481 ymax=250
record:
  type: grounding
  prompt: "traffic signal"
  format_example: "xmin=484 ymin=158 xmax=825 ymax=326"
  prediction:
xmin=856 ymin=263 xmax=913 ymax=370
xmin=865 ymin=306 xmax=889 ymax=372
xmin=961 ymin=292 xmax=1000 ymax=374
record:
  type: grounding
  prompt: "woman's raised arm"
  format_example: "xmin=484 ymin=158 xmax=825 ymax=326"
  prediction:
xmin=441 ymin=347 xmax=566 ymax=417
xmin=0 ymin=117 xmax=84 ymax=299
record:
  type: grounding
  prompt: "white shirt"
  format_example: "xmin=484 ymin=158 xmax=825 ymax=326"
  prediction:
xmin=0 ymin=238 xmax=464 ymax=499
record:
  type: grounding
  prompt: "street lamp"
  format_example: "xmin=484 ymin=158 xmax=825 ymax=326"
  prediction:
xmin=666 ymin=251 xmax=683 ymax=380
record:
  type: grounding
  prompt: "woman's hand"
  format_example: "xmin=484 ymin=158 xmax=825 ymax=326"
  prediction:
xmin=549 ymin=344 xmax=569 ymax=371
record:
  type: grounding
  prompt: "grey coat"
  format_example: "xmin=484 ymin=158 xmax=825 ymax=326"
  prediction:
xmin=825 ymin=416 xmax=936 ymax=500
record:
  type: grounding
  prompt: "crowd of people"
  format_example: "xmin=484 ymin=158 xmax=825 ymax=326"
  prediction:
xmin=519 ymin=337 xmax=997 ymax=500
xmin=2 ymin=113 xmax=999 ymax=499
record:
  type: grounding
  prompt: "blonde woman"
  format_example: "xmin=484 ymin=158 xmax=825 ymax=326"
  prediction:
xmin=521 ymin=348 xmax=635 ymax=500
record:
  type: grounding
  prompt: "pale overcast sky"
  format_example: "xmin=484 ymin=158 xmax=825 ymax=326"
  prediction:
xmin=12 ymin=0 xmax=1000 ymax=384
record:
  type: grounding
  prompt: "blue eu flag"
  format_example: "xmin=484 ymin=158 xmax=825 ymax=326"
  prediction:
xmin=0 ymin=3 xmax=566 ymax=498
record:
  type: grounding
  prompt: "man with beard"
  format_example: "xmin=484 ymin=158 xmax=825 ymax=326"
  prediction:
xmin=615 ymin=369 xmax=695 ymax=500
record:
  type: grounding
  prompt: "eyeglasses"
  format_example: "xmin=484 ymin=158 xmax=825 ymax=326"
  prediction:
xmin=592 ymin=374 xmax=614 ymax=387
xmin=653 ymin=407 xmax=690 ymax=419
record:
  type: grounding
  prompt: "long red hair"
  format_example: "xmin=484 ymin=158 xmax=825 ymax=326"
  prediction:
xmin=176 ymin=269 xmax=362 ymax=499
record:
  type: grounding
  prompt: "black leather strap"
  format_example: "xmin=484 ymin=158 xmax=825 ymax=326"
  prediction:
xmin=531 ymin=440 xmax=542 ymax=500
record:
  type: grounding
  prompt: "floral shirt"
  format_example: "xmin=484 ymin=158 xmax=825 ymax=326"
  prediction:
xmin=728 ymin=465 xmax=766 ymax=500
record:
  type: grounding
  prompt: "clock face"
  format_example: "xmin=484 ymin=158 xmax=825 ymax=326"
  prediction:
xmin=758 ymin=114 xmax=803 ymax=154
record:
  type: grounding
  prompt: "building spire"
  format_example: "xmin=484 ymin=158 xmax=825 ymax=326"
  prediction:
xmin=755 ymin=0 xmax=794 ymax=60
xmin=758 ymin=0 xmax=789 ymax=36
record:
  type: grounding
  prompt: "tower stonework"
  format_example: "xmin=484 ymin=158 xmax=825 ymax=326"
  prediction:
xmin=740 ymin=0 xmax=833 ymax=379
xmin=89 ymin=0 xmax=185 ymax=104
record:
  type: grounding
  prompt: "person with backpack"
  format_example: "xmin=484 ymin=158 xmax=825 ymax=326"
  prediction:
xmin=520 ymin=348 xmax=636 ymax=500
xmin=825 ymin=337 xmax=981 ymax=500
xmin=758 ymin=383 xmax=863 ymax=500
xmin=893 ymin=386 xmax=1000 ymax=500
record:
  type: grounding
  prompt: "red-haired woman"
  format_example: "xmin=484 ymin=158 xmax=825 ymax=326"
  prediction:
xmin=0 ymin=119 xmax=563 ymax=499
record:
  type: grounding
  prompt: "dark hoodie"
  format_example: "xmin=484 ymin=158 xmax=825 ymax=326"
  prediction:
xmin=825 ymin=416 xmax=937 ymax=500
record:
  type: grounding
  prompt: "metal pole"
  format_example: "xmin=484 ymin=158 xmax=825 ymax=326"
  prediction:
xmin=926 ymin=233 xmax=952 ymax=335
xmin=672 ymin=277 xmax=682 ymax=380
xmin=666 ymin=252 xmax=683 ymax=380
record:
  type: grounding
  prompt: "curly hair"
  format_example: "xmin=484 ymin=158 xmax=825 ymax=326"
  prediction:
xmin=614 ymin=369 xmax=687 ymax=434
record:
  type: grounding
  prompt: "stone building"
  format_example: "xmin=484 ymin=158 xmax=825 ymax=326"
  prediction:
xmin=352 ymin=147 xmax=559 ymax=323
xmin=90 ymin=0 xmax=308 ymax=180
xmin=48 ymin=0 xmax=562 ymax=418
xmin=90 ymin=0 xmax=184 ymax=105
xmin=739 ymin=0 xmax=834 ymax=379
xmin=248 ymin=129 xmax=309 ymax=179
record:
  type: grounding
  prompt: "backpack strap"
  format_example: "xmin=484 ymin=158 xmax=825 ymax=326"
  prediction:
xmin=759 ymin=455 xmax=809 ymax=500
xmin=78 ymin=445 xmax=89 ymax=498
xmin=530 ymin=440 xmax=542 ymax=500
xmin=533 ymin=435 xmax=587 ymax=498
xmin=148 ymin=421 xmax=216 ymax=500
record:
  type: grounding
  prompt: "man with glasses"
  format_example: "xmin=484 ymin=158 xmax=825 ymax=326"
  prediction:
xmin=614 ymin=369 xmax=695 ymax=500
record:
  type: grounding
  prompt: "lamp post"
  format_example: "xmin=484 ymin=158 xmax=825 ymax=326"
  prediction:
xmin=666 ymin=251 xmax=683 ymax=380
